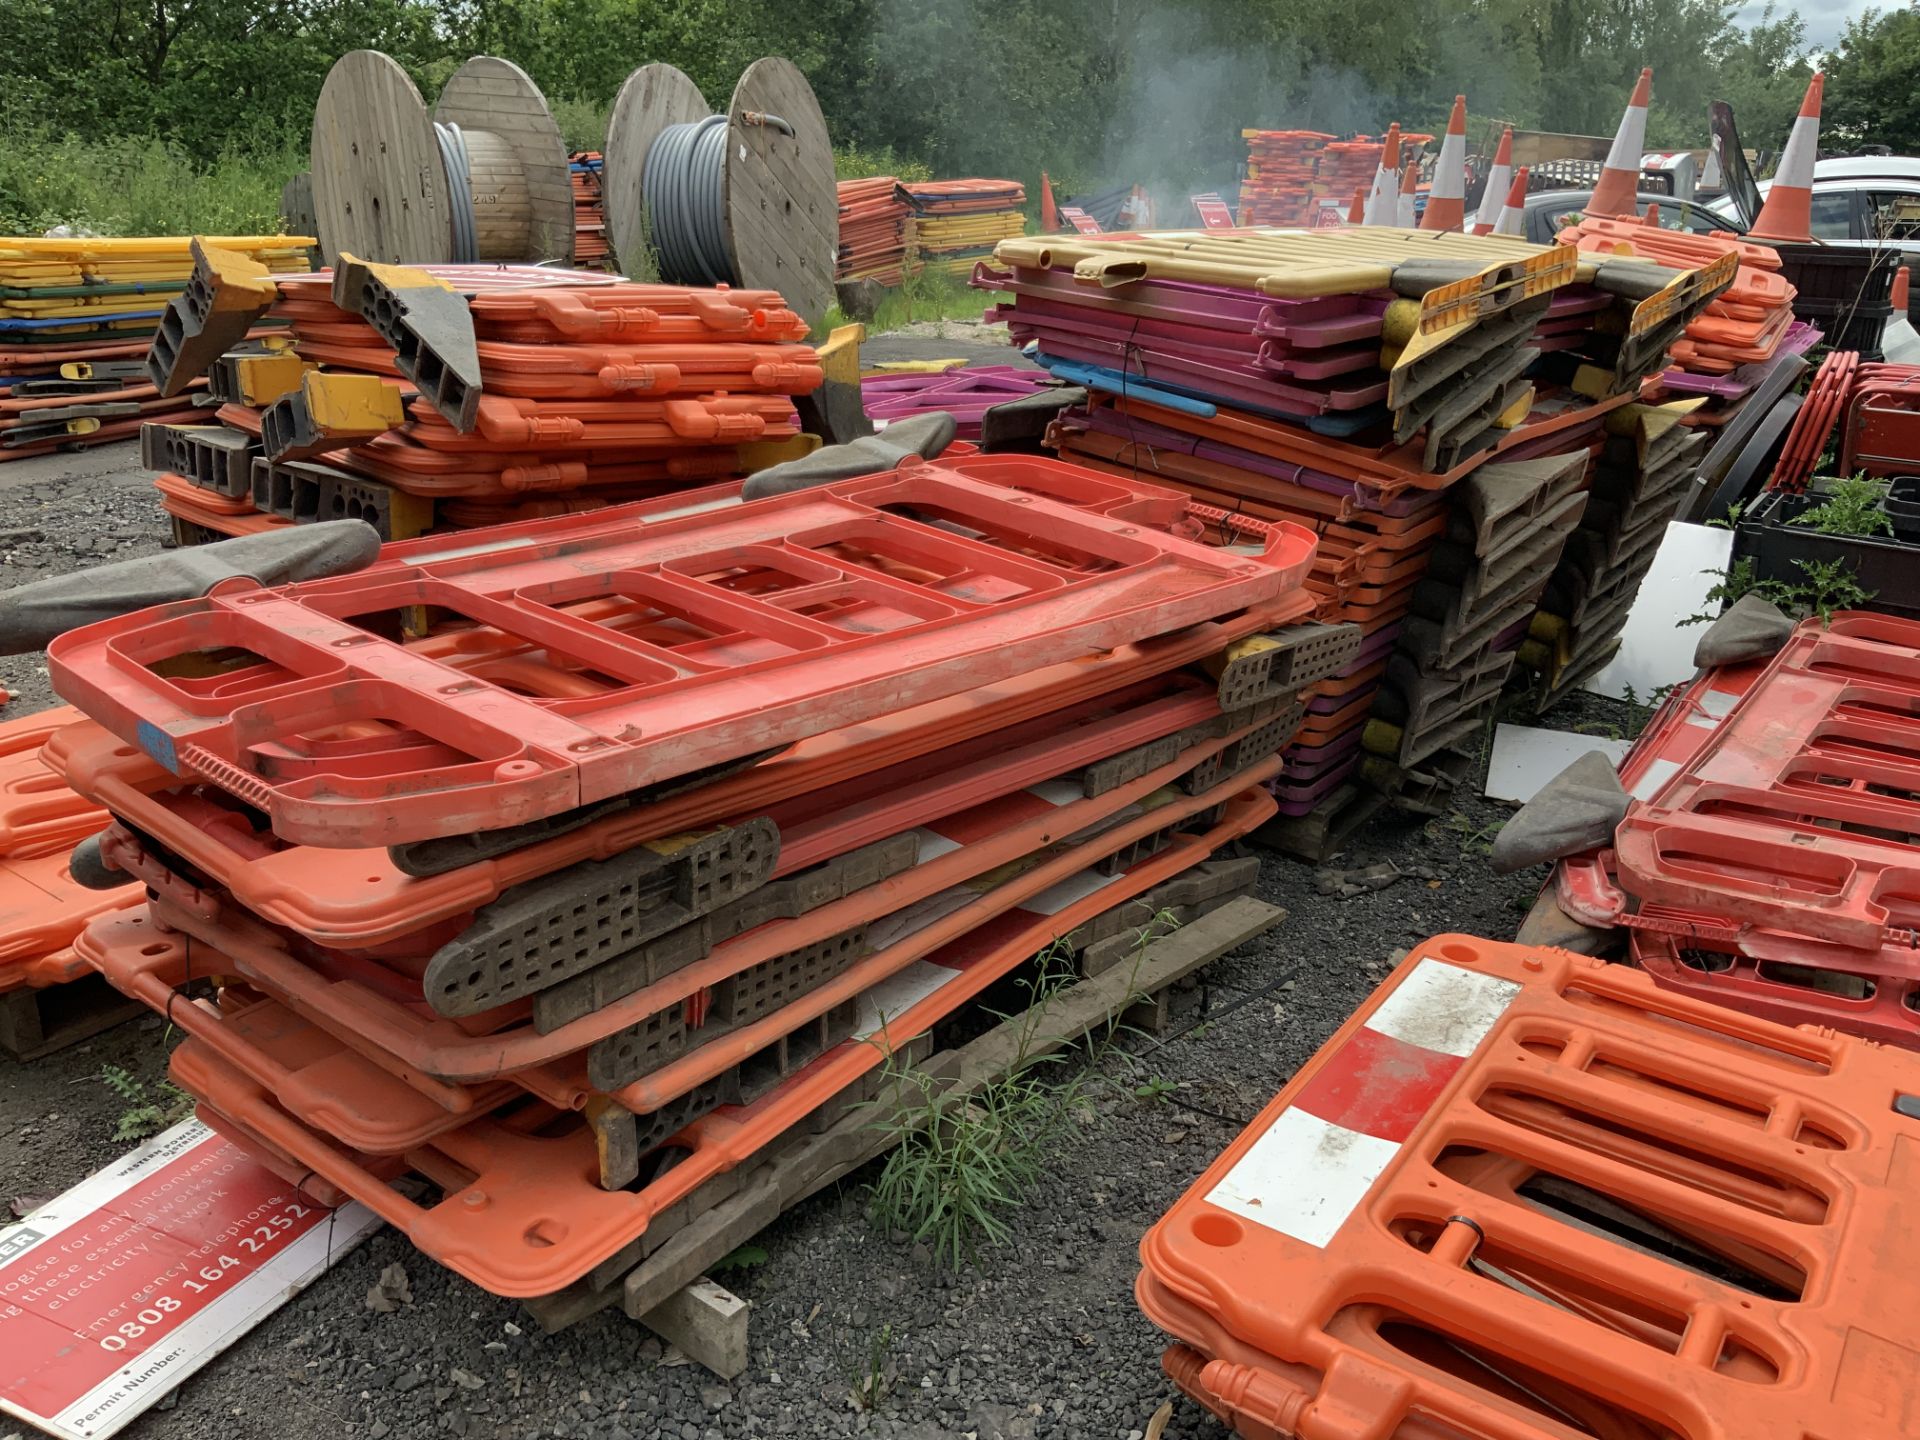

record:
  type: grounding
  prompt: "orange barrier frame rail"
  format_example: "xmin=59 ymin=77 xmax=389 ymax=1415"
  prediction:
xmin=1138 ymin=931 xmax=1920 ymax=1440
xmin=50 ymin=456 xmax=1315 ymax=847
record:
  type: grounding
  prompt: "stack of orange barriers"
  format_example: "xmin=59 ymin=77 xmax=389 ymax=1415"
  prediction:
xmin=147 ymin=264 xmax=823 ymax=543
xmin=835 ymin=177 xmax=913 ymax=285
xmin=0 ymin=705 xmax=141 ymax=1056
xmin=1237 ymin=131 xmax=1332 ymax=225
xmin=47 ymin=454 xmax=1347 ymax=1310
xmin=1139 ymin=929 xmax=1920 ymax=1438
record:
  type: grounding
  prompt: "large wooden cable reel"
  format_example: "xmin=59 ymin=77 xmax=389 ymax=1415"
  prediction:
xmin=603 ymin=58 xmax=838 ymax=332
xmin=309 ymin=50 xmax=574 ymax=267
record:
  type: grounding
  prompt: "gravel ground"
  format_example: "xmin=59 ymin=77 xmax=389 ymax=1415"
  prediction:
xmin=0 ymin=420 xmax=1631 ymax=1440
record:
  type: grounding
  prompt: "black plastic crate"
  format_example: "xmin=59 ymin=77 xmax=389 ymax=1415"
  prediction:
xmin=1768 ymin=242 xmax=1900 ymax=307
xmin=1793 ymin=295 xmax=1892 ymax=358
xmin=1732 ymin=476 xmax=1920 ymax=619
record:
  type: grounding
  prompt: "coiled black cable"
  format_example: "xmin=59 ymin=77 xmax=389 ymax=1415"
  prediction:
xmin=433 ymin=121 xmax=479 ymax=263
xmin=644 ymin=115 xmax=735 ymax=286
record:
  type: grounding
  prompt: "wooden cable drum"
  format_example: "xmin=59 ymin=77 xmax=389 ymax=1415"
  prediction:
xmin=603 ymin=58 xmax=838 ymax=332
xmin=308 ymin=50 xmax=573 ymax=267
xmin=280 ymin=172 xmax=318 ymax=240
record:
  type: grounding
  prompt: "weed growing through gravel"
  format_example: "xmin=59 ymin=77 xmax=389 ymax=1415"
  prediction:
xmin=1430 ymin=811 xmax=1504 ymax=857
xmin=845 ymin=1322 xmax=897 ymax=1411
xmin=100 ymin=1064 xmax=192 ymax=1142
xmin=865 ymin=915 xmax=1172 ymax=1270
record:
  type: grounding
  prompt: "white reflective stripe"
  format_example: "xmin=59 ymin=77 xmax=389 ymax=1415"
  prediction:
xmin=1026 ymin=777 xmax=1086 ymax=807
xmin=907 ymin=828 xmax=963 ymax=861
xmin=1431 ymin=134 xmax=1467 ymax=199
xmin=1398 ymin=190 xmax=1417 ymax=227
xmin=1021 ymin=866 xmax=1123 ymax=916
xmin=1366 ymin=958 xmax=1522 ymax=1058
xmin=1495 ymin=203 xmax=1525 ymax=237
xmin=1630 ymin=756 xmax=1681 ymax=801
xmin=1605 ymin=106 xmax=1649 ymax=170
xmin=855 ymin=958 xmax=961 ymax=1039
xmin=1476 ymin=163 xmax=1512 ymax=228
xmin=1205 ymin=1107 xmax=1397 ymax=1246
xmin=1773 ymin=114 xmax=1820 ymax=188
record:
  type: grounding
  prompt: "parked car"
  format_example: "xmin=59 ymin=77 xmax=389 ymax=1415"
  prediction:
xmin=1519 ymin=189 xmax=1745 ymax=247
xmin=1710 ymin=158 xmax=1920 ymax=322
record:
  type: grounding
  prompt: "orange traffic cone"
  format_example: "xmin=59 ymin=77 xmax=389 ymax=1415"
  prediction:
xmin=1421 ymin=96 xmax=1469 ymax=230
xmin=1894 ymin=265 xmax=1910 ymax=313
xmin=1364 ymin=123 xmax=1401 ymax=226
xmin=1040 ymin=171 xmax=1059 ymax=233
xmin=1348 ymin=187 xmax=1366 ymax=223
xmin=1588 ymin=67 xmax=1652 ymax=218
xmin=1473 ymin=126 xmax=1514 ymax=234
xmin=1749 ymin=73 xmax=1824 ymax=243
xmin=1493 ymin=165 xmax=1529 ymax=237
xmin=1398 ymin=148 xmax=1420 ymax=228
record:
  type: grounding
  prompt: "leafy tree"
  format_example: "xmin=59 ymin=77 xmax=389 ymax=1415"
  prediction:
xmin=1823 ymin=6 xmax=1920 ymax=154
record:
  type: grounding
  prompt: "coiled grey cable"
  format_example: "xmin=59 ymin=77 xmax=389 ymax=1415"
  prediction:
xmin=644 ymin=114 xmax=734 ymax=286
xmin=433 ymin=121 xmax=479 ymax=263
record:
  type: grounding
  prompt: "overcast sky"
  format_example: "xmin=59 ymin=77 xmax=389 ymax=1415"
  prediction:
xmin=1734 ymin=0 xmax=1890 ymax=53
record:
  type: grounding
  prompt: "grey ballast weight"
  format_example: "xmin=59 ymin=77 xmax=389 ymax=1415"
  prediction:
xmin=0 ymin=520 xmax=381 ymax=654
xmin=1693 ymin=592 xmax=1796 ymax=668
xmin=1489 ymin=749 xmax=1631 ymax=875
xmin=740 ymin=411 xmax=957 ymax=499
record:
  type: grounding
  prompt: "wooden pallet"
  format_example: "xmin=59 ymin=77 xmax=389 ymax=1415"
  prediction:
xmin=0 ymin=973 xmax=144 ymax=1061
xmin=522 ymin=889 xmax=1284 ymax=1373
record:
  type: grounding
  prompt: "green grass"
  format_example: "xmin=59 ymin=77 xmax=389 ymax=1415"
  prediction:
xmin=823 ymin=269 xmax=995 ymax=338
xmin=0 ymin=126 xmax=300 ymax=237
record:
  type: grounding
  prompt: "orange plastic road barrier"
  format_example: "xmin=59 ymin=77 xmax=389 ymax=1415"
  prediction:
xmin=0 ymin=705 xmax=138 ymax=984
xmin=52 ymin=457 xmax=1315 ymax=847
xmin=1139 ymin=930 xmax=1920 ymax=1440
xmin=338 ymin=431 xmax=741 ymax=497
xmin=159 ymin=489 xmax=289 ymax=539
xmin=1612 ymin=611 xmax=1920 ymax=950
xmin=65 ymin=670 xmax=1228 ymax=950
xmin=460 ymin=285 xmax=810 ymax=345
xmin=101 ymin=721 xmax=1285 ymax=1110
xmin=48 ymin=589 xmax=1311 ymax=947
xmin=1769 ymin=347 xmax=1857 ymax=494
xmin=102 ymin=786 xmax=1273 ymax=1297
xmin=404 ymin=391 xmax=799 ymax=449
xmin=152 ymin=471 xmax=262 ymax=517
xmin=96 ymin=744 xmax=1278 ymax=1153
xmin=1550 ymin=658 xmax=1766 ymax=931
xmin=0 ymin=706 xmax=106 ymax=859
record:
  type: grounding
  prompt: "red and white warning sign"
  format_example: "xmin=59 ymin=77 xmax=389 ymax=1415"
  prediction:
xmin=1190 ymin=193 xmax=1236 ymax=230
xmin=0 ymin=1119 xmax=380 ymax=1438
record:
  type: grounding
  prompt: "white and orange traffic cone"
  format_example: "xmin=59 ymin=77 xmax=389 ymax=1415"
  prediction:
xmin=1493 ymin=165 xmax=1529 ymax=237
xmin=1473 ymin=126 xmax=1514 ymax=234
xmin=1398 ymin=148 xmax=1420 ymax=228
xmin=1364 ymin=123 xmax=1401 ymax=226
xmin=1422 ymin=96 xmax=1469 ymax=230
xmin=1588 ymin=67 xmax=1652 ymax=217
xmin=1749 ymin=73 xmax=1824 ymax=243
